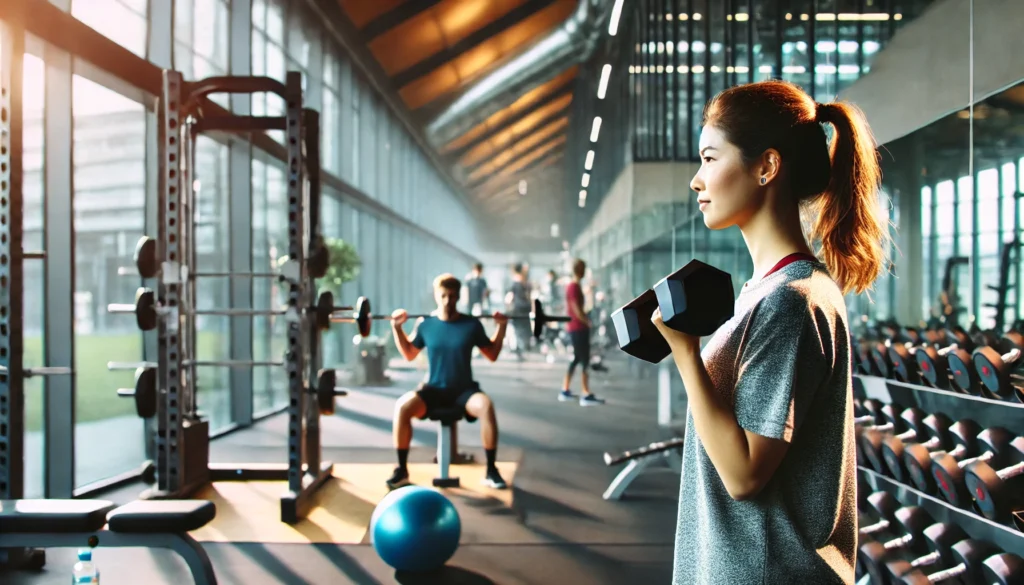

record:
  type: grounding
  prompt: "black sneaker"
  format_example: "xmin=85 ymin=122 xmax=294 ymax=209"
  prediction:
xmin=579 ymin=394 xmax=606 ymax=406
xmin=482 ymin=467 xmax=508 ymax=489
xmin=386 ymin=467 xmax=411 ymax=490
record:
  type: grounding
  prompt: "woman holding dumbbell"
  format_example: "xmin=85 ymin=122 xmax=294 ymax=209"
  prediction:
xmin=657 ymin=81 xmax=888 ymax=585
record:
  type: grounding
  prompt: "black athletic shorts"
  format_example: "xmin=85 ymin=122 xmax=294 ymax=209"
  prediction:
xmin=416 ymin=383 xmax=482 ymax=423
xmin=569 ymin=328 xmax=591 ymax=363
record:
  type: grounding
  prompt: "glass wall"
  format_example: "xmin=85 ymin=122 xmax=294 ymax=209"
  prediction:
xmin=627 ymin=0 xmax=938 ymax=161
xmin=71 ymin=73 xmax=147 ymax=488
xmin=4 ymin=0 xmax=484 ymax=493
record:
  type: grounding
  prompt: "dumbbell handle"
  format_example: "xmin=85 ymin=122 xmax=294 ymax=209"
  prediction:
xmin=959 ymin=450 xmax=995 ymax=469
xmin=994 ymin=461 xmax=1024 ymax=480
xmin=934 ymin=443 xmax=968 ymax=461
xmin=922 ymin=561 xmax=967 ymax=582
xmin=854 ymin=415 xmax=876 ymax=426
xmin=859 ymin=518 xmax=891 ymax=536
xmin=908 ymin=550 xmax=941 ymax=569
xmin=882 ymin=532 xmax=915 ymax=551
xmin=117 ymin=388 xmax=136 ymax=397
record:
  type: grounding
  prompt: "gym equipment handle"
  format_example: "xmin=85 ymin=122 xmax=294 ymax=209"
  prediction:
xmin=0 ymin=366 xmax=74 ymax=377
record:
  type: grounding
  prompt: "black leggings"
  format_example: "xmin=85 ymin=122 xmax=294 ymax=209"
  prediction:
xmin=567 ymin=328 xmax=591 ymax=375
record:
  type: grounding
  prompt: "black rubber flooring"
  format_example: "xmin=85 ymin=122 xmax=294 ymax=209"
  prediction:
xmin=4 ymin=354 xmax=680 ymax=584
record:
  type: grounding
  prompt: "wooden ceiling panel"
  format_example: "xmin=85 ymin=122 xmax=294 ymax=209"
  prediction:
xmin=496 ymin=136 xmax=566 ymax=178
xmin=458 ymin=93 xmax=572 ymax=167
xmin=391 ymin=0 xmax=575 ymax=110
xmin=339 ymin=0 xmax=407 ymax=28
xmin=368 ymin=14 xmax=447 ymax=75
xmin=439 ymin=66 xmax=577 ymax=153
xmin=466 ymin=116 xmax=568 ymax=182
xmin=434 ymin=0 xmax=525 ymax=46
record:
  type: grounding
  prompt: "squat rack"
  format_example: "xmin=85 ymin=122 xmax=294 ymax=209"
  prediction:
xmin=140 ymin=69 xmax=333 ymax=523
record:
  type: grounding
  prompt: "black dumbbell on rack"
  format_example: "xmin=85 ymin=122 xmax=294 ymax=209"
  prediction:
xmin=860 ymin=407 xmax=925 ymax=476
xmin=914 ymin=325 xmax=971 ymax=392
xmin=893 ymin=540 xmax=1015 ymax=584
xmin=879 ymin=522 xmax=968 ymax=584
xmin=887 ymin=325 xmax=943 ymax=384
xmin=881 ymin=412 xmax=953 ymax=484
xmin=963 ymin=436 xmax=1024 ymax=525
xmin=972 ymin=329 xmax=1024 ymax=403
xmin=942 ymin=325 xmax=1004 ymax=396
xmin=931 ymin=427 xmax=1016 ymax=509
xmin=858 ymin=506 xmax=936 ymax=585
xmin=902 ymin=419 xmax=981 ymax=495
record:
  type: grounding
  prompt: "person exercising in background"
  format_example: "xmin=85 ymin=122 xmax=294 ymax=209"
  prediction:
xmin=465 ymin=262 xmax=489 ymax=316
xmin=388 ymin=273 xmax=509 ymax=491
xmin=504 ymin=263 xmax=533 ymax=360
xmin=559 ymin=259 xmax=605 ymax=405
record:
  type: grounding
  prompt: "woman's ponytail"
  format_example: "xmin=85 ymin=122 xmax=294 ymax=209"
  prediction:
xmin=811 ymin=102 xmax=890 ymax=296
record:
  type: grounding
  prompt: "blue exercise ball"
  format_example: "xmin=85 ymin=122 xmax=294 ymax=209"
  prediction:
xmin=370 ymin=486 xmax=461 ymax=572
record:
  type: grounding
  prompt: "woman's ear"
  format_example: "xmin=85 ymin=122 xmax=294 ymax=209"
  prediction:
xmin=757 ymin=149 xmax=782 ymax=185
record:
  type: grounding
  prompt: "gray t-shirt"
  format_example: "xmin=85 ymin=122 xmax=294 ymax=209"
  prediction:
xmin=672 ymin=260 xmax=857 ymax=585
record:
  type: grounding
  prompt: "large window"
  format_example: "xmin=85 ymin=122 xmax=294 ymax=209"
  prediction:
xmin=193 ymin=137 xmax=232 ymax=431
xmin=71 ymin=0 xmax=148 ymax=59
xmin=252 ymin=0 xmax=288 ymax=141
xmin=72 ymin=74 xmax=147 ymax=488
xmin=175 ymin=0 xmax=230 ymax=109
xmin=252 ymin=155 xmax=289 ymax=414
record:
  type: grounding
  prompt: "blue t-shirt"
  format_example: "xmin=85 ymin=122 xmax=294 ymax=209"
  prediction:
xmin=410 ymin=315 xmax=491 ymax=390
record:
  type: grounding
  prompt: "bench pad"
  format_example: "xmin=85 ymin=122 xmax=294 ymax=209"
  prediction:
xmin=0 ymin=499 xmax=116 ymax=533
xmin=427 ymin=407 xmax=464 ymax=425
xmin=107 ymin=500 xmax=216 ymax=533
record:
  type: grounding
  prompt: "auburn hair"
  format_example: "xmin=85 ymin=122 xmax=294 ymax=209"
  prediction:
xmin=703 ymin=80 xmax=890 ymax=295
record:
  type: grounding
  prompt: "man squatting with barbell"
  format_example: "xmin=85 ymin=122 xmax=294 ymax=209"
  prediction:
xmin=385 ymin=273 xmax=510 ymax=491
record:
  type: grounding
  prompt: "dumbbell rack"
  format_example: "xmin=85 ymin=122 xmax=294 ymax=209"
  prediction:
xmin=137 ymin=70 xmax=332 ymax=523
xmin=855 ymin=373 xmax=1024 ymax=563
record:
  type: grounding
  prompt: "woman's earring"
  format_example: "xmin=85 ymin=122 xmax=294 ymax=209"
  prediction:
xmin=760 ymin=177 xmax=767 ymax=185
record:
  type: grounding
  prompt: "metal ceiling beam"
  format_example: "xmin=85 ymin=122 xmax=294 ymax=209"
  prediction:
xmin=445 ymin=84 xmax=573 ymax=161
xmin=360 ymin=0 xmax=445 ymax=41
xmin=392 ymin=0 xmax=558 ymax=89
xmin=470 ymin=140 xmax=566 ymax=191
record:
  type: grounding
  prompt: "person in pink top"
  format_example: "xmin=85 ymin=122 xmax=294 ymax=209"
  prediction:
xmin=558 ymin=259 xmax=605 ymax=405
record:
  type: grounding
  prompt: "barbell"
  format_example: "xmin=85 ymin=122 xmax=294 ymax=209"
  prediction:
xmin=107 ymin=288 xmax=351 ymax=332
xmin=132 ymin=236 xmax=329 ymax=280
xmin=329 ymin=296 xmax=569 ymax=338
xmin=117 ymin=366 xmax=348 ymax=418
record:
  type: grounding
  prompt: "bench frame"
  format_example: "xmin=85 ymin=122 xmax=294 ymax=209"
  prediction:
xmin=602 ymin=446 xmax=683 ymax=501
xmin=433 ymin=417 xmax=461 ymax=488
xmin=0 ymin=531 xmax=217 ymax=585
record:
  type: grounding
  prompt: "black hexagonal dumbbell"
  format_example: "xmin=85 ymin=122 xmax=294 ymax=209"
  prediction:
xmin=612 ymin=260 xmax=734 ymax=364
xmin=858 ymin=506 xmax=935 ymax=585
xmin=856 ymin=490 xmax=902 ymax=581
xmin=881 ymin=411 xmax=953 ymax=484
xmin=881 ymin=522 xmax=968 ymax=584
xmin=964 ymin=436 xmax=1024 ymax=525
xmin=973 ymin=329 xmax=1024 ymax=403
xmin=859 ymin=407 xmax=923 ymax=476
xmin=931 ymin=426 xmax=1015 ymax=509
xmin=893 ymin=539 xmax=1004 ymax=584
xmin=902 ymin=419 xmax=981 ymax=495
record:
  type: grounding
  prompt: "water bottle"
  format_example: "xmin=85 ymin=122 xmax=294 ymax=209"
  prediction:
xmin=72 ymin=548 xmax=99 ymax=584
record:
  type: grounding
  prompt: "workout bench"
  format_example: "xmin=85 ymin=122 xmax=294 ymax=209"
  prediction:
xmin=602 ymin=437 xmax=685 ymax=500
xmin=0 ymin=499 xmax=218 ymax=584
xmin=429 ymin=407 xmax=464 ymax=488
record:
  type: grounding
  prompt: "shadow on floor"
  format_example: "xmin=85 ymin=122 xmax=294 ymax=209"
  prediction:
xmin=395 ymin=566 xmax=497 ymax=585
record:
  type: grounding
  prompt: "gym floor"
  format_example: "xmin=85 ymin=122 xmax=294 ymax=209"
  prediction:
xmin=7 ymin=355 xmax=681 ymax=584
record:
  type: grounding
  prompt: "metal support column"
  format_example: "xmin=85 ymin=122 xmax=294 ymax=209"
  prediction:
xmin=42 ymin=42 xmax=75 ymax=498
xmin=157 ymin=70 xmax=186 ymax=494
xmin=0 ymin=11 xmax=26 ymax=501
